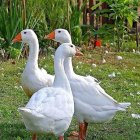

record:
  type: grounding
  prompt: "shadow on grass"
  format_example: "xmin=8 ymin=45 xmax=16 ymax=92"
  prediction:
xmin=0 ymin=122 xmax=72 ymax=140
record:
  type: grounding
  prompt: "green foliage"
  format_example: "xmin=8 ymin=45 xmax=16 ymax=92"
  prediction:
xmin=69 ymin=2 xmax=83 ymax=45
xmin=92 ymin=24 xmax=115 ymax=45
xmin=43 ymin=0 xmax=90 ymax=45
xmin=8 ymin=47 xmax=21 ymax=59
xmin=69 ymin=0 xmax=90 ymax=45
xmin=0 ymin=0 xmax=23 ymax=48
xmin=109 ymin=0 xmax=138 ymax=51
xmin=0 ymin=0 xmax=46 ymax=58
xmin=91 ymin=2 xmax=103 ymax=10
xmin=0 ymin=0 xmax=91 ymax=54
xmin=25 ymin=0 xmax=45 ymax=29
xmin=91 ymin=0 xmax=139 ymax=51
xmin=0 ymin=0 xmax=138 ymax=55
xmin=44 ymin=0 xmax=68 ymax=31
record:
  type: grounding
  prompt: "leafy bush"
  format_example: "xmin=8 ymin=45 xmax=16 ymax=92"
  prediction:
xmin=44 ymin=0 xmax=68 ymax=31
xmin=91 ymin=0 xmax=139 ymax=51
xmin=44 ymin=0 xmax=90 ymax=45
xmin=0 ymin=0 xmax=23 ymax=49
xmin=0 ymin=0 xmax=46 ymax=59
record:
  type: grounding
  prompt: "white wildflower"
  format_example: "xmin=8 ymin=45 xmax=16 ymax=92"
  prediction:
xmin=51 ymin=54 xmax=54 ymax=59
xmin=78 ymin=61 xmax=82 ymax=64
xmin=76 ymin=65 xmax=79 ymax=69
xmin=105 ymin=50 xmax=109 ymax=54
xmin=102 ymin=58 xmax=106 ymax=64
xmin=92 ymin=63 xmax=97 ymax=68
xmin=116 ymin=56 xmax=122 ymax=60
xmin=108 ymin=72 xmax=116 ymax=78
xmin=131 ymin=114 xmax=140 ymax=119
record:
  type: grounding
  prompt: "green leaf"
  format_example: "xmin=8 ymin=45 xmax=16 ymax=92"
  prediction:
xmin=91 ymin=2 xmax=102 ymax=10
xmin=127 ymin=15 xmax=133 ymax=27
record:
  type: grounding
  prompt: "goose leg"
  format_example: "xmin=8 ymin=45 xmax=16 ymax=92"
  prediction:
xmin=58 ymin=136 xmax=64 ymax=140
xmin=32 ymin=133 xmax=37 ymax=140
xmin=83 ymin=122 xmax=88 ymax=140
xmin=79 ymin=123 xmax=84 ymax=140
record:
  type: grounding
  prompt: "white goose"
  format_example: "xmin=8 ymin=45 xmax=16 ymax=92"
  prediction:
xmin=12 ymin=29 xmax=54 ymax=97
xmin=45 ymin=29 xmax=131 ymax=140
xmin=18 ymin=43 xmax=79 ymax=140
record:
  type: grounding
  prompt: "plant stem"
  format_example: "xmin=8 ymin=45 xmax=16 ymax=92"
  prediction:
xmin=22 ymin=0 xmax=26 ymax=28
xmin=67 ymin=0 xmax=71 ymax=34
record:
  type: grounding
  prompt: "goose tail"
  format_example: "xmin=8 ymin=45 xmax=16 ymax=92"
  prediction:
xmin=18 ymin=107 xmax=44 ymax=119
xmin=18 ymin=107 xmax=34 ymax=118
xmin=118 ymin=102 xmax=131 ymax=110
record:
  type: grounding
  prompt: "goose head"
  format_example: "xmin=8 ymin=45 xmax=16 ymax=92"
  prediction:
xmin=58 ymin=43 xmax=76 ymax=57
xmin=45 ymin=29 xmax=72 ymax=43
xmin=59 ymin=43 xmax=83 ymax=57
xmin=12 ymin=29 xmax=38 ymax=44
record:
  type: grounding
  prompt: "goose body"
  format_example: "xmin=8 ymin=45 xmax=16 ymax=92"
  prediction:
xmin=13 ymin=29 xmax=54 ymax=97
xmin=18 ymin=43 xmax=76 ymax=139
xmin=19 ymin=87 xmax=73 ymax=136
xmin=21 ymin=63 xmax=53 ymax=97
xmin=46 ymin=29 xmax=131 ymax=139
xmin=69 ymin=74 xmax=129 ymax=122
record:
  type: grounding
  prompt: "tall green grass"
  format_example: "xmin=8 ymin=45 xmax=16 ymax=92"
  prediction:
xmin=0 ymin=0 xmax=46 ymax=58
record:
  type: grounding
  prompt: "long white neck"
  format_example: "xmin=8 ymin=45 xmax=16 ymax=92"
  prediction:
xmin=61 ymin=39 xmax=75 ymax=78
xmin=64 ymin=57 xmax=75 ymax=78
xmin=53 ymin=49 xmax=71 ymax=93
xmin=26 ymin=39 xmax=39 ymax=69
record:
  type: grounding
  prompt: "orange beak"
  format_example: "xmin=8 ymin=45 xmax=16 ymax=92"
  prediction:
xmin=12 ymin=33 xmax=22 ymax=43
xmin=44 ymin=31 xmax=55 ymax=40
xmin=75 ymin=49 xmax=83 ymax=56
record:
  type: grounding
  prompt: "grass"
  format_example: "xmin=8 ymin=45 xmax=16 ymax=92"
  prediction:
xmin=0 ymin=49 xmax=140 ymax=140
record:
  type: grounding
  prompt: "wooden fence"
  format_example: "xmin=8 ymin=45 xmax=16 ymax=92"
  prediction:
xmin=77 ymin=0 xmax=140 ymax=48
xmin=77 ymin=0 xmax=140 ymax=28
xmin=77 ymin=0 xmax=114 ymax=27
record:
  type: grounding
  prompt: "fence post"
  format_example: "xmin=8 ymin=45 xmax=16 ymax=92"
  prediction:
xmin=77 ymin=0 xmax=82 ymax=9
xmin=22 ymin=0 xmax=26 ymax=28
xmin=89 ymin=0 xmax=94 ymax=26
xmin=102 ymin=2 xmax=108 ymax=25
xmin=83 ymin=0 xmax=87 ymax=25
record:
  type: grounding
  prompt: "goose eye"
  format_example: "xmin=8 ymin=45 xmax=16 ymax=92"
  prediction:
xmin=70 ymin=45 xmax=73 ymax=48
xmin=24 ymin=32 xmax=27 ymax=34
xmin=58 ymin=30 xmax=61 ymax=33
